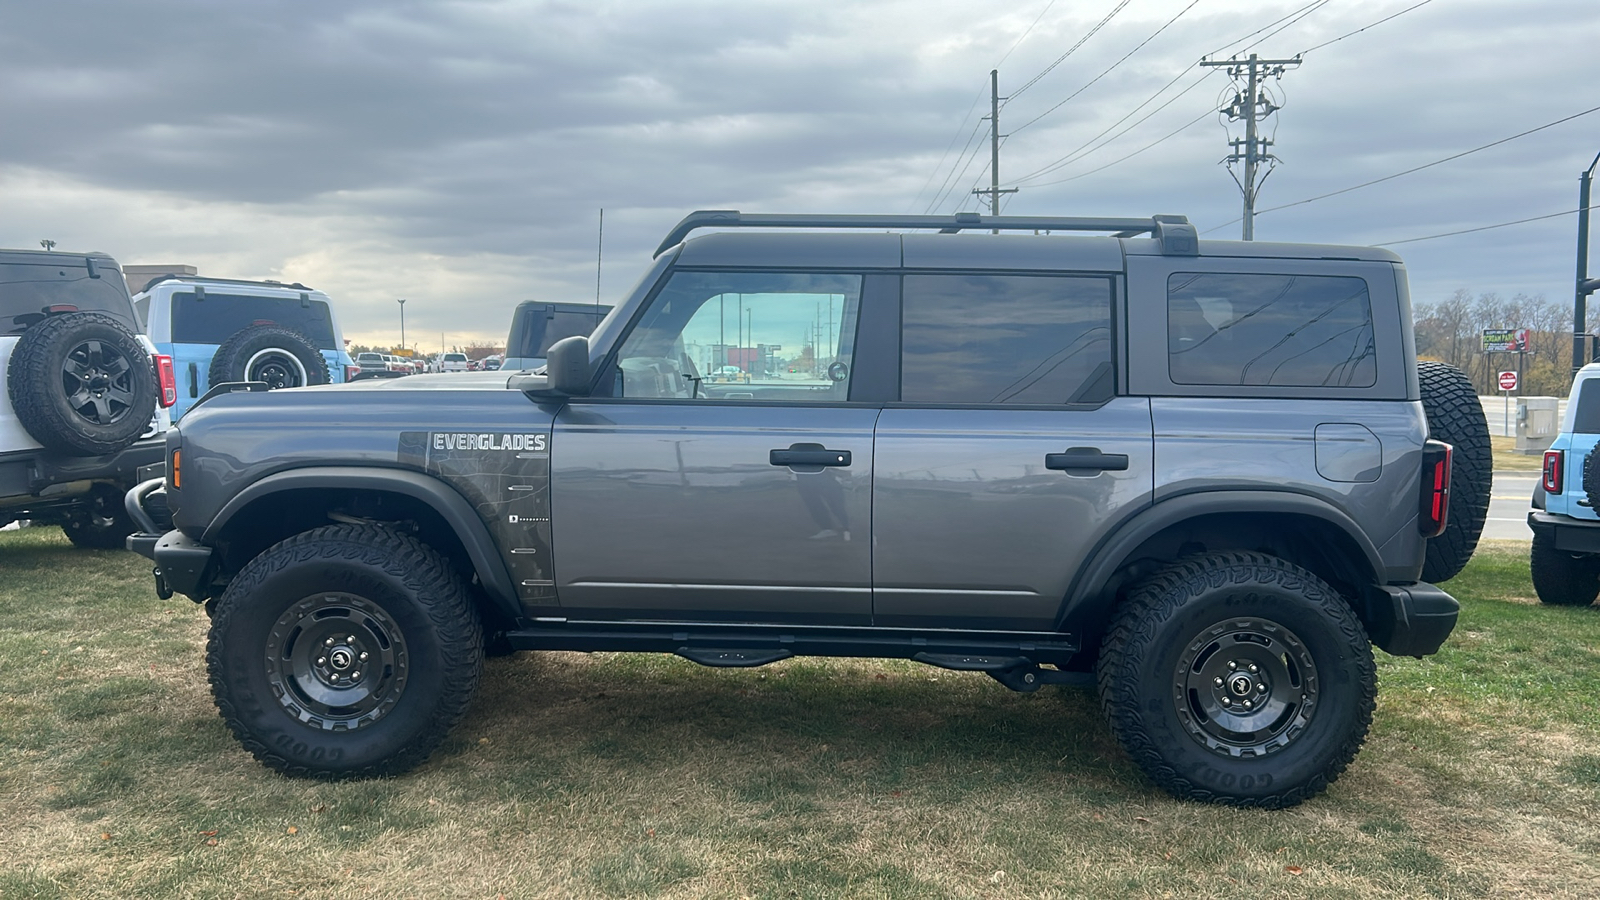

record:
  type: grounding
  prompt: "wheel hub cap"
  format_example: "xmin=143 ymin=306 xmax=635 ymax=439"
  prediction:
xmin=1175 ymin=617 xmax=1318 ymax=757
xmin=264 ymin=593 xmax=408 ymax=730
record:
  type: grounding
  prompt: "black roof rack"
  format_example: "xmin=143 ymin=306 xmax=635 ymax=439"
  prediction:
xmin=139 ymin=274 xmax=313 ymax=292
xmin=653 ymin=210 xmax=1199 ymax=257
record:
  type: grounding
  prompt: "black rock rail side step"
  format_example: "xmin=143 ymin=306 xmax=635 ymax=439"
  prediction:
xmin=676 ymin=648 xmax=794 ymax=667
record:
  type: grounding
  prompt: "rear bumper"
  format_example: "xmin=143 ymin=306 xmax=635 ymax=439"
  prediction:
xmin=1366 ymin=582 xmax=1459 ymax=658
xmin=1527 ymin=510 xmax=1600 ymax=553
xmin=29 ymin=436 xmax=165 ymax=492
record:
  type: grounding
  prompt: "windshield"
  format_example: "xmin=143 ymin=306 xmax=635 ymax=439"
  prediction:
xmin=1 ymin=262 xmax=138 ymax=335
xmin=171 ymin=291 xmax=337 ymax=349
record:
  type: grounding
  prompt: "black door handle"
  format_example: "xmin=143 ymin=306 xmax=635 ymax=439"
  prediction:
xmin=1045 ymin=447 xmax=1128 ymax=472
xmin=770 ymin=442 xmax=851 ymax=468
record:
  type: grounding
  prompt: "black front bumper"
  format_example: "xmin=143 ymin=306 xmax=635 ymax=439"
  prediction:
xmin=126 ymin=479 xmax=215 ymax=602
xmin=1527 ymin=510 xmax=1600 ymax=553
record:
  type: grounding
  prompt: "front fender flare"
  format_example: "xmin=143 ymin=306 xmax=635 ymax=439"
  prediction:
xmin=203 ymin=466 xmax=523 ymax=621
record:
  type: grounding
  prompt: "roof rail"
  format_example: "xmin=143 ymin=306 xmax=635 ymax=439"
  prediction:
xmin=139 ymin=274 xmax=314 ymax=293
xmin=653 ymin=210 xmax=1199 ymax=257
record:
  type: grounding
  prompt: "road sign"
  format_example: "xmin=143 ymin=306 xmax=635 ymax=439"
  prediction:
xmin=1498 ymin=371 xmax=1519 ymax=391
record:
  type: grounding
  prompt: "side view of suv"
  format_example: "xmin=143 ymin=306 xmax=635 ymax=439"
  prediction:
xmin=132 ymin=275 xmax=356 ymax=419
xmin=128 ymin=211 xmax=1487 ymax=808
xmin=3 ymin=249 xmax=174 ymax=547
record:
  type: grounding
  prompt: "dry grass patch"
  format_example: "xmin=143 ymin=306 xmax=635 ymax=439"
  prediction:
xmin=3 ymin=530 xmax=1600 ymax=897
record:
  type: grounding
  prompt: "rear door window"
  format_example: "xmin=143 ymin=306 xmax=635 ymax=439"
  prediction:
xmin=1167 ymin=272 xmax=1375 ymax=387
xmin=900 ymin=273 xmax=1114 ymax=405
xmin=0 ymin=262 xmax=138 ymax=335
xmin=171 ymin=292 xmax=336 ymax=349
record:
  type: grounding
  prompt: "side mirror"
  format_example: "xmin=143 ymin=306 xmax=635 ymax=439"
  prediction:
xmin=545 ymin=335 xmax=591 ymax=396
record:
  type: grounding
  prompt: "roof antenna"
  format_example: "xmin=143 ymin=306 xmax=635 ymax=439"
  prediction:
xmin=595 ymin=207 xmax=604 ymax=316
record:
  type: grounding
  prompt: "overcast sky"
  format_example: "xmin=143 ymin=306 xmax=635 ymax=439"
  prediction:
xmin=4 ymin=0 xmax=1598 ymax=350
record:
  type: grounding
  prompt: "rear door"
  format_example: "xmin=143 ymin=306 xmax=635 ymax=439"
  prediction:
xmin=870 ymin=268 xmax=1154 ymax=631
xmin=550 ymin=268 xmax=883 ymax=624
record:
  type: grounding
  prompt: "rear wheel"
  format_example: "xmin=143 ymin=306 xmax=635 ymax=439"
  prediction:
xmin=1530 ymin=530 xmax=1600 ymax=606
xmin=1097 ymin=552 xmax=1376 ymax=808
xmin=60 ymin=484 xmax=136 ymax=550
xmin=207 ymin=524 xmax=482 ymax=778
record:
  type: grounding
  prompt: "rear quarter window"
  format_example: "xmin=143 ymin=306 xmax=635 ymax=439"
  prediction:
xmin=1573 ymin=381 xmax=1600 ymax=434
xmin=1167 ymin=272 xmax=1376 ymax=388
xmin=0 ymin=262 xmax=138 ymax=335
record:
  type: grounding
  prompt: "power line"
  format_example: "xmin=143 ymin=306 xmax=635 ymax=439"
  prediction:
xmin=1300 ymin=0 xmax=1435 ymax=55
xmin=1238 ymin=0 xmax=1330 ymax=53
xmin=912 ymin=86 xmax=991 ymax=214
xmin=998 ymin=0 xmax=1061 ymax=68
xmin=1007 ymin=0 xmax=1133 ymax=102
xmin=1202 ymin=103 xmax=1600 ymax=233
xmin=932 ymin=125 xmax=995 ymax=213
xmin=1375 ymin=205 xmax=1600 ymax=247
xmin=1024 ymin=106 xmax=1215 ymax=187
xmin=1010 ymin=0 xmax=1203 ymax=137
xmin=1205 ymin=0 xmax=1326 ymax=57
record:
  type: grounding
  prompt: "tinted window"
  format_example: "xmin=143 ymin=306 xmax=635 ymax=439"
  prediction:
xmin=1168 ymin=273 xmax=1376 ymax=387
xmin=1574 ymin=382 xmax=1600 ymax=435
xmin=613 ymin=271 xmax=860 ymax=402
xmin=171 ymin=292 xmax=336 ymax=349
xmin=509 ymin=305 xmax=612 ymax=360
xmin=901 ymin=274 xmax=1113 ymax=405
xmin=0 ymin=262 xmax=137 ymax=335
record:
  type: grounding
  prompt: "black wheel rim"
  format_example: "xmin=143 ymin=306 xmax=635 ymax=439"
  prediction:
xmin=248 ymin=352 xmax=304 ymax=389
xmin=60 ymin=339 xmax=136 ymax=425
xmin=1174 ymin=617 xmax=1318 ymax=757
xmin=265 ymin=593 xmax=409 ymax=730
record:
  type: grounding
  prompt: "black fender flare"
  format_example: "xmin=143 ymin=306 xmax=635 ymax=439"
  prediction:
xmin=202 ymin=466 xmax=523 ymax=621
xmin=1058 ymin=489 xmax=1386 ymax=628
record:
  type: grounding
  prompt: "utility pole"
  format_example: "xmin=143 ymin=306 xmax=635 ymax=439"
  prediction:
xmin=972 ymin=69 xmax=1018 ymax=232
xmin=1201 ymin=53 xmax=1300 ymax=240
xmin=1575 ymin=150 xmax=1600 ymax=374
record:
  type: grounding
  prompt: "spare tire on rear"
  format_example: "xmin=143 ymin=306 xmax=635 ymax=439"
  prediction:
xmin=6 ymin=312 xmax=157 ymax=456
xmin=1417 ymin=361 xmax=1492 ymax=582
xmin=208 ymin=324 xmax=329 ymax=391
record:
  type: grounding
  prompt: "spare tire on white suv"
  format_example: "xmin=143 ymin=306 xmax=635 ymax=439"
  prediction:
xmin=8 ymin=311 xmax=157 ymax=456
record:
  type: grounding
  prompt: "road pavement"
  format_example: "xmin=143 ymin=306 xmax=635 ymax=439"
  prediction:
xmin=1484 ymin=470 xmax=1536 ymax=542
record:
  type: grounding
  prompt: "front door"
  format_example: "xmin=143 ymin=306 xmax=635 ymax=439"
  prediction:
xmin=551 ymin=269 xmax=879 ymax=624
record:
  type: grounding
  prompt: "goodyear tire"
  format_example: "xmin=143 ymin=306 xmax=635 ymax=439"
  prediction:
xmin=1418 ymin=361 xmax=1491 ymax=582
xmin=1530 ymin=530 xmax=1600 ymax=606
xmin=207 ymin=324 xmax=329 ymax=390
xmin=6 ymin=312 xmax=156 ymax=456
xmin=1096 ymin=552 xmax=1376 ymax=808
xmin=208 ymin=524 xmax=483 ymax=778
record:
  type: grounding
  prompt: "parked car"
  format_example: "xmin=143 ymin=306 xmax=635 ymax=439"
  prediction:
xmin=3 ymin=249 xmax=174 ymax=547
xmin=132 ymin=275 xmax=355 ymax=419
xmin=129 ymin=209 xmax=1483 ymax=807
xmin=1528 ymin=362 xmax=1600 ymax=605
xmin=439 ymin=352 xmax=470 ymax=373
xmin=501 ymin=300 xmax=611 ymax=371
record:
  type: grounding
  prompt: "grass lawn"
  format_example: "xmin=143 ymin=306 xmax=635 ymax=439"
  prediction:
xmin=1490 ymin=434 xmax=1544 ymax=472
xmin=3 ymin=529 xmax=1599 ymax=898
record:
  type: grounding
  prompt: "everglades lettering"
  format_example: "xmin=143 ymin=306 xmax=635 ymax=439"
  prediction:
xmin=431 ymin=432 xmax=548 ymax=452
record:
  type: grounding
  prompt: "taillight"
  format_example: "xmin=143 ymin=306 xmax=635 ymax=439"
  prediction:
xmin=154 ymin=355 xmax=177 ymax=408
xmin=344 ymin=364 xmax=361 ymax=381
xmin=1418 ymin=440 xmax=1452 ymax=538
xmin=1544 ymin=450 xmax=1564 ymax=494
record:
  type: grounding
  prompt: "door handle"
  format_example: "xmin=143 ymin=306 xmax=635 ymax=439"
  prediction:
xmin=1045 ymin=447 xmax=1128 ymax=472
xmin=770 ymin=443 xmax=851 ymax=468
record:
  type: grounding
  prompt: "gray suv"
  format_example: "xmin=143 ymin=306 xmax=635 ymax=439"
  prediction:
xmin=127 ymin=211 xmax=1476 ymax=808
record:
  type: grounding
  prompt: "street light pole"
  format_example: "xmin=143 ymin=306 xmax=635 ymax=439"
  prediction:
xmin=1576 ymin=151 xmax=1600 ymax=375
xmin=397 ymin=298 xmax=407 ymax=353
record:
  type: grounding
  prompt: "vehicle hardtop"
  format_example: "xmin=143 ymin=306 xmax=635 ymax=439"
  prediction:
xmin=133 ymin=274 xmax=356 ymax=418
xmin=127 ymin=210 xmax=1487 ymax=808
xmin=500 ymin=300 xmax=612 ymax=371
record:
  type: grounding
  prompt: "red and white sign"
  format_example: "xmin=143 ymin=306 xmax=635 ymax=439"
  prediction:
xmin=1498 ymin=371 xmax=1519 ymax=392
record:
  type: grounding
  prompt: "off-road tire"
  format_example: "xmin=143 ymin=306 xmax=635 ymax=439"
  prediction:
xmin=1096 ymin=552 xmax=1377 ymax=808
xmin=1417 ymin=361 xmax=1492 ymax=582
xmin=60 ymin=484 xmax=137 ymax=550
xmin=7 ymin=312 xmax=156 ymax=456
xmin=1530 ymin=530 xmax=1600 ymax=606
xmin=207 ymin=524 xmax=483 ymax=778
xmin=207 ymin=324 xmax=329 ymax=391
xmin=1580 ymin=448 xmax=1600 ymax=512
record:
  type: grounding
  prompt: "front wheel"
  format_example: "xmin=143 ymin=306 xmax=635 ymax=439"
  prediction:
xmin=1097 ymin=552 xmax=1376 ymax=808
xmin=207 ymin=524 xmax=482 ymax=778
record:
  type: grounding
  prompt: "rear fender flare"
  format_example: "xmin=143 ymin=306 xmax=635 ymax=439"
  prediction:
xmin=203 ymin=466 xmax=522 ymax=621
xmin=1060 ymin=489 xmax=1385 ymax=629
